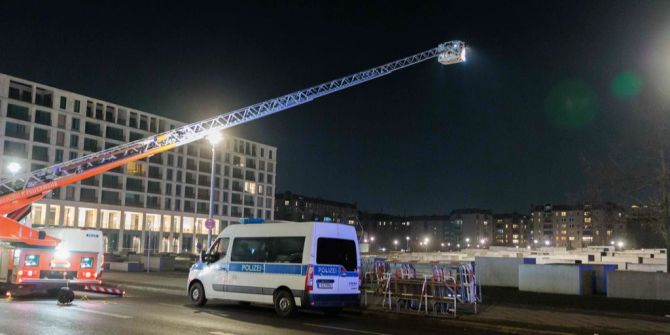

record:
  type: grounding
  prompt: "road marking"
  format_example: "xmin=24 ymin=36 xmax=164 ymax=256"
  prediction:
xmin=68 ymin=306 xmax=133 ymax=319
xmin=209 ymin=332 xmax=236 ymax=335
xmin=303 ymin=323 xmax=390 ymax=335
xmin=158 ymin=302 xmax=180 ymax=307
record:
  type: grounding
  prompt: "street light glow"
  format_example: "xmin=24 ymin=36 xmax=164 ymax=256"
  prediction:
xmin=393 ymin=240 xmax=398 ymax=245
xmin=7 ymin=162 xmax=21 ymax=175
xmin=206 ymin=132 xmax=223 ymax=146
xmin=405 ymin=236 xmax=410 ymax=241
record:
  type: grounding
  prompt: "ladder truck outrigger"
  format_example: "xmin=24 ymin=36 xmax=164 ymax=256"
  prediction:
xmin=0 ymin=41 xmax=466 ymax=297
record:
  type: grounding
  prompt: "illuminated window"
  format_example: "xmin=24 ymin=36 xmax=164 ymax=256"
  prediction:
xmin=244 ymin=181 xmax=256 ymax=194
xmin=561 ymin=211 xmax=567 ymax=217
xmin=126 ymin=162 xmax=146 ymax=176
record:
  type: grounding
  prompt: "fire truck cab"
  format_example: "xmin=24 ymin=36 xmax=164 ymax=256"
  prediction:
xmin=1 ymin=228 xmax=104 ymax=296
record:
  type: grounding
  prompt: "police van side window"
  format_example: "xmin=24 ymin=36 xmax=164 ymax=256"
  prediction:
xmin=231 ymin=237 xmax=305 ymax=263
xmin=231 ymin=238 xmax=266 ymax=262
xmin=208 ymin=238 xmax=229 ymax=262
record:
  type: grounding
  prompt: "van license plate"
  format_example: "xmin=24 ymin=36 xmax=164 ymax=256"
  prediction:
xmin=317 ymin=280 xmax=334 ymax=289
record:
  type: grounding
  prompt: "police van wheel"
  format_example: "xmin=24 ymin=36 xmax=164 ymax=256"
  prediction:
xmin=189 ymin=282 xmax=207 ymax=306
xmin=274 ymin=290 xmax=296 ymax=318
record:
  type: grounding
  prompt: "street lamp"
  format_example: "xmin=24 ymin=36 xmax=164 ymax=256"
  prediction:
xmin=617 ymin=240 xmax=625 ymax=249
xmin=405 ymin=236 xmax=410 ymax=252
xmin=544 ymin=240 xmax=550 ymax=246
xmin=465 ymin=237 xmax=470 ymax=243
xmin=393 ymin=239 xmax=398 ymax=251
xmin=424 ymin=237 xmax=429 ymax=252
xmin=206 ymin=132 xmax=223 ymax=248
xmin=7 ymin=161 xmax=21 ymax=176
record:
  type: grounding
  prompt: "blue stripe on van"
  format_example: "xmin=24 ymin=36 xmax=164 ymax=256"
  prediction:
xmin=228 ymin=263 xmax=308 ymax=275
xmin=224 ymin=263 xmax=358 ymax=277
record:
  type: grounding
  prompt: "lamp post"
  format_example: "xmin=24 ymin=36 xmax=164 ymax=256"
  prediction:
xmin=393 ymin=239 xmax=398 ymax=251
xmin=206 ymin=132 xmax=223 ymax=248
xmin=424 ymin=237 xmax=429 ymax=252
xmin=405 ymin=236 xmax=410 ymax=252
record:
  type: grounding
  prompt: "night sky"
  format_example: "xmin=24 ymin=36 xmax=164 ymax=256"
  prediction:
xmin=2 ymin=1 xmax=670 ymax=215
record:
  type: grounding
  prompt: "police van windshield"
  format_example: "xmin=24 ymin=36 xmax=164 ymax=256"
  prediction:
xmin=316 ymin=238 xmax=357 ymax=271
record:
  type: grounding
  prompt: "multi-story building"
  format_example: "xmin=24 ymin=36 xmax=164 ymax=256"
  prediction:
xmin=0 ymin=73 xmax=276 ymax=254
xmin=408 ymin=215 xmax=454 ymax=251
xmin=493 ymin=213 xmax=529 ymax=247
xmin=360 ymin=213 xmax=409 ymax=251
xmin=274 ymin=191 xmax=359 ymax=225
xmin=449 ymin=209 xmax=493 ymax=247
xmin=530 ymin=203 xmax=625 ymax=249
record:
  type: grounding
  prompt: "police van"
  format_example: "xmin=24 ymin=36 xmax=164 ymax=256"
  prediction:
xmin=187 ymin=220 xmax=360 ymax=317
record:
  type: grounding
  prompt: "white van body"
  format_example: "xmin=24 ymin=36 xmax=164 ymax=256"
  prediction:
xmin=187 ymin=221 xmax=360 ymax=315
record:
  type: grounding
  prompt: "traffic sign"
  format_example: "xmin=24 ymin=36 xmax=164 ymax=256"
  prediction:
xmin=205 ymin=218 xmax=215 ymax=230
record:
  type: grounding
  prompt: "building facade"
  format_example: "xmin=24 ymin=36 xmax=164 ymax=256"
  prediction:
xmin=449 ymin=209 xmax=493 ymax=247
xmin=493 ymin=213 xmax=529 ymax=247
xmin=274 ymin=191 xmax=359 ymax=225
xmin=0 ymin=73 xmax=277 ymax=254
xmin=408 ymin=215 xmax=454 ymax=251
xmin=530 ymin=203 xmax=625 ymax=249
xmin=360 ymin=213 xmax=409 ymax=251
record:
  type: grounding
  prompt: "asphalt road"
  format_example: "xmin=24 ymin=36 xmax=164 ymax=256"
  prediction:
xmin=0 ymin=289 xmax=499 ymax=335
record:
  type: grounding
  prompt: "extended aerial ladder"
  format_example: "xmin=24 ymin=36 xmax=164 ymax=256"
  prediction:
xmin=0 ymin=41 xmax=466 ymax=247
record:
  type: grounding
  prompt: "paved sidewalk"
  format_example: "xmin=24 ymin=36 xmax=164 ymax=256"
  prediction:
xmin=102 ymin=270 xmax=670 ymax=334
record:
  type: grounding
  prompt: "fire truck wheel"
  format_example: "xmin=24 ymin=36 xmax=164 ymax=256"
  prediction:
xmin=57 ymin=287 xmax=74 ymax=305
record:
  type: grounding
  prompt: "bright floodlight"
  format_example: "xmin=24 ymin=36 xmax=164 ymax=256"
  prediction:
xmin=207 ymin=132 xmax=223 ymax=146
xmin=7 ymin=162 xmax=21 ymax=174
xmin=617 ymin=241 xmax=624 ymax=248
xmin=438 ymin=40 xmax=466 ymax=65
xmin=393 ymin=240 xmax=398 ymax=245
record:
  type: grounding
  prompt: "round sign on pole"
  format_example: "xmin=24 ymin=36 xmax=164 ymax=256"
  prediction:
xmin=205 ymin=218 xmax=215 ymax=230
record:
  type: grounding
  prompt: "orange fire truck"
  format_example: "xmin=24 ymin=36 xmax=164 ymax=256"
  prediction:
xmin=0 ymin=228 xmax=104 ymax=296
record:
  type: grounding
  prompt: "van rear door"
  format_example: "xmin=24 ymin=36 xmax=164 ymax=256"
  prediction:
xmin=315 ymin=237 xmax=359 ymax=295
